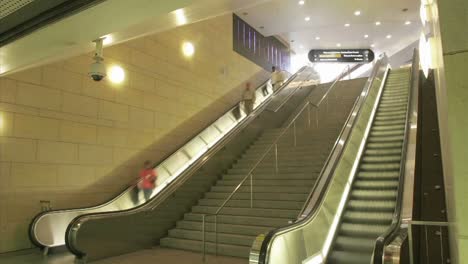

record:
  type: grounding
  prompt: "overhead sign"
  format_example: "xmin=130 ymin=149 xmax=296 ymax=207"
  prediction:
xmin=308 ymin=49 xmax=374 ymax=63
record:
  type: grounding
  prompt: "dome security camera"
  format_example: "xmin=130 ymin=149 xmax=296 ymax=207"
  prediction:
xmin=89 ymin=59 xmax=106 ymax=81
xmin=88 ymin=38 xmax=106 ymax=82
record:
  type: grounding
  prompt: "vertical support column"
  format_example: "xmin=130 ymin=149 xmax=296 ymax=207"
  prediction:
xmin=214 ymin=215 xmax=218 ymax=256
xmin=315 ymin=107 xmax=319 ymax=129
xmin=250 ymin=173 xmax=253 ymax=208
xmin=275 ymin=144 xmax=278 ymax=176
xmin=202 ymin=215 xmax=206 ymax=261
xmin=293 ymin=122 xmax=297 ymax=147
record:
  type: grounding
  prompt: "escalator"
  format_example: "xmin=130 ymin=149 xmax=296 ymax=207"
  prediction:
xmin=328 ymin=68 xmax=410 ymax=263
xmin=251 ymin=52 xmax=419 ymax=264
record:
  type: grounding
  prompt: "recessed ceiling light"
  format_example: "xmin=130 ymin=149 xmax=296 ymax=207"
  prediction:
xmin=364 ymin=34 xmax=369 ymax=38
xmin=375 ymin=21 xmax=381 ymax=26
xmin=405 ymin=21 xmax=411 ymax=25
xmin=315 ymin=36 xmax=320 ymax=40
xmin=371 ymin=44 xmax=376 ymax=47
xmin=386 ymin=35 xmax=392 ymax=39
xmin=298 ymin=0 xmax=305 ymax=5
xmin=344 ymin=23 xmax=350 ymax=27
xmin=336 ymin=43 xmax=341 ymax=47
xmin=305 ymin=16 xmax=310 ymax=21
xmin=354 ymin=10 xmax=361 ymax=16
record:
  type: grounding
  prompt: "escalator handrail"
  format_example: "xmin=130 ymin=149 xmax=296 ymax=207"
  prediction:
xmin=29 ymin=66 xmax=306 ymax=249
xmin=372 ymin=50 xmax=420 ymax=263
xmin=63 ymin=67 xmax=311 ymax=257
xmin=253 ymin=56 xmax=388 ymax=264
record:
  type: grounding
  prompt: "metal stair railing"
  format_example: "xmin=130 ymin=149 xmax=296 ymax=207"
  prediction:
xmin=200 ymin=63 xmax=363 ymax=261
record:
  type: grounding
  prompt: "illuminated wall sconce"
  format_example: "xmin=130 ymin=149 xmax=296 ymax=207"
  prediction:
xmin=174 ymin=9 xmax=187 ymax=25
xmin=108 ymin=65 xmax=125 ymax=84
xmin=182 ymin=42 xmax=195 ymax=57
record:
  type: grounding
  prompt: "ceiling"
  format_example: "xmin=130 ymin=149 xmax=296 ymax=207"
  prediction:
xmin=236 ymin=0 xmax=421 ymax=57
xmin=0 ymin=0 xmax=268 ymax=75
xmin=0 ymin=0 xmax=421 ymax=76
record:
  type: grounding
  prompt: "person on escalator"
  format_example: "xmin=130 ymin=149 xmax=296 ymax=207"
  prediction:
xmin=137 ymin=160 xmax=157 ymax=201
xmin=242 ymin=82 xmax=256 ymax=115
xmin=271 ymin=66 xmax=284 ymax=91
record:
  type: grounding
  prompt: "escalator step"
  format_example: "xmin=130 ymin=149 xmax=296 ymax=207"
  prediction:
xmin=347 ymin=200 xmax=396 ymax=211
xmin=343 ymin=211 xmax=394 ymax=224
xmin=367 ymin=135 xmax=404 ymax=143
xmin=371 ymin=124 xmax=405 ymax=132
xmin=362 ymin=155 xmax=401 ymax=163
xmin=328 ymin=250 xmax=373 ymax=264
xmin=360 ymin=163 xmax=401 ymax=171
xmin=334 ymin=236 xmax=376 ymax=252
xmin=338 ymin=223 xmax=388 ymax=237
xmin=350 ymin=190 xmax=397 ymax=200
xmin=364 ymin=148 xmax=402 ymax=156
xmin=357 ymin=171 xmax=399 ymax=180
xmin=367 ymin=142 xmax=403 ymax=149
xmin=354 ymin=180 xmax=399 ymax=189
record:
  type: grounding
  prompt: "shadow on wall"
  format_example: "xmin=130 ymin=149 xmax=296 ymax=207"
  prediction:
xmin=52 ymin=68 xmax=269 ymax=210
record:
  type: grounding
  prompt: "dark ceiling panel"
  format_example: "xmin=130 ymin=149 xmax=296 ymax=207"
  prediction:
xmin=0 ymin=0 xmax=106 ymax=47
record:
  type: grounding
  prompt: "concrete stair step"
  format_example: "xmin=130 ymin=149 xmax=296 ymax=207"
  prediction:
xmin=183 ymin=213 xmax=291 ymax=227
xmin=197 ymin=198 xmax=304 ymax=210
xmin=167 ymin=229 xmax=256 ymax=247
xmin=191 ymin=205 xmax=299 ymax=218
xmin=160 ymin=237 xmax=249 ymax=258
xmin=175 ymin=220 xmax=272 ymax=236
xmin=223 ymin=173 xmax=316 ymax=180
xmin=204 ymin=191 xmax=308 ymax=201
xmin=215 ymin=179 xmax=316 ymax=187
xmin=210 ymin=185 xmax=311 ymax=193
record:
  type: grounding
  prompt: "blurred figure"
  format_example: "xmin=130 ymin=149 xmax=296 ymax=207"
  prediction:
xmin=242 ymin=82 xmax=256 ymax=115
xmin=138 ymin=160 xmax=157 ymax=201
xmin=271 ymin=66 xmax=284 ymax=91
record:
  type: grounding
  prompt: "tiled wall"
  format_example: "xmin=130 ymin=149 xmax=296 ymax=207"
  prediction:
xmin=432 ymin=0 xmax=468 ymax=262
xmin=0 ymin=14 xmax=267 ymax=252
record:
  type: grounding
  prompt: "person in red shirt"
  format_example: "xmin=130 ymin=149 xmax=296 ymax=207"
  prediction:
xmin=138 ymin=160 xmax=157 ymax=201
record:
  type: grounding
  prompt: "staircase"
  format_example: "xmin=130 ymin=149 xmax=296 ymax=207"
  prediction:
xmin=159 ymin=78 xmax=366 ymax=259
xmin=328 ymin=68 xmax=411 ymax=263
xmin=160 ymin=124 xmax=342 ymax=258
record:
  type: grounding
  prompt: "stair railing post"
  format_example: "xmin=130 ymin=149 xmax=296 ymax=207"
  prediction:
xmin=202 ymin=214 xmax=206 ymax=262
xmin=307 ymin=103 xmax=311 ymax=128
xmin=250 ymin=173 xmax=253 ymax=208
xmin=214 ymin=215 xmax=218 ymax=256
xmin=274 ymin=144 xmax=278 ymax=175
xmin=293 ymin=121 xmax=297 ymax=147
xmin=315 ymin=106 xmax=319 ymax=129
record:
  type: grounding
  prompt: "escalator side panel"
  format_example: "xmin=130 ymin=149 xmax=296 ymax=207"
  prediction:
xmin=328 ymin=68 xmax=411 ymax=264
